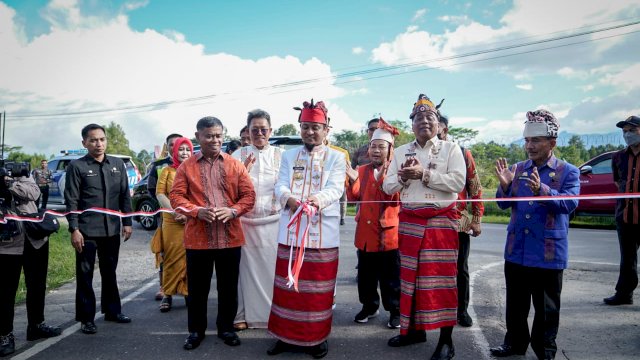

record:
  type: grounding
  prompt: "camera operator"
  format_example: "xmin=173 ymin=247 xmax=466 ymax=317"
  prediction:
xmin=0 ymin=168 xmax=61 ymax=357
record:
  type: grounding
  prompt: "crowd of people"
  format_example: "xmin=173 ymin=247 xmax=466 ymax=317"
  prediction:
xmin=1 ymin=96 xmax=639 ymax=360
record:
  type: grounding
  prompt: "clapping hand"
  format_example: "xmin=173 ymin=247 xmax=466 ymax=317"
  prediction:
xmin=345 ymin=159 xmax=358 ymax=182
xmin=525 ymin=167 xmax=541 ymax=195
xmin=243 ymin=153 xmax=256 ymax=172
xmin=495 ymin=158 xmax=515 ymax=193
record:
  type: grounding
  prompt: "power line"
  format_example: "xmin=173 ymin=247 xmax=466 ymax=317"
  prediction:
xmin=8 ymin=19 xmax=640 ymax=119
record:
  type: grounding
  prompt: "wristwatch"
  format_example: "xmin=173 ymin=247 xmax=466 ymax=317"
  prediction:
xmin=230 ymin=208 xmax=238 ymax=219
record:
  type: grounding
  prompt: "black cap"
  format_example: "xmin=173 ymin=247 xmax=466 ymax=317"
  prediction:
xmin=616 ymin=115 xmax=640 ymax=128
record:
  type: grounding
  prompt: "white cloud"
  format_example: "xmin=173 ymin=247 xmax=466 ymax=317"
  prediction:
xmin=516 ymin=84 xmax=532 ymax=90
xmin=599 ymin=63 xmax=640 ymax=91
xmin=349 ymin=88 xmax=369 ymax=95
xmin=579 ymin=84 xmax=595 ymax=92
xmin=406 ymin=25 xmax=419 ymax=32
xmin=123 ymin=0 xmax=149 ymax=11
xmin=437 ymin=15 xmax=470 ymax=25
xmin=0 ymin=2 xmax=358 ymax=155
xmin=412 ymin=8 xmax=427 ymax=22
xmin=352 ymin=46 xmax=364 ymax=55
xmin=371 ymin=1 xmax=640 ymax=76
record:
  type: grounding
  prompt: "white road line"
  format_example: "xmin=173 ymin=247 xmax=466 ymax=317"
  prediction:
xmin=468 ymin=260 xmax=504 ymax=360
xmin=570 ymin=260 xmax=617 ymax=266
xmin=11 ymin=279 xmax=157 ymax=360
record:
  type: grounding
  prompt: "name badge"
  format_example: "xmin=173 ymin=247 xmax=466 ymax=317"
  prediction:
xmin=293 ymin=166 xmax=305 ymax=171
xmin=405 ymin=153 xmax=417 ymax=157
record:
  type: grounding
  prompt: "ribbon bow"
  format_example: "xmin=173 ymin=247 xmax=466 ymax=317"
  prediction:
xmin=285 ymin=200 xmax=318 ymax=291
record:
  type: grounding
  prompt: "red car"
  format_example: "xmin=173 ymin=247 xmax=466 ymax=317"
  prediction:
xmin=575 ymin=151 xmax=617 ymax=216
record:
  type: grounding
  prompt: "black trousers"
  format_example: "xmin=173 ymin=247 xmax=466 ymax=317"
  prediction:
xmin=186 ymin=247 xmax=241 ymax=335
xmin=0 ymin=241 xmax=49 ymax=335
xmin=357 ymin=249 xmax=400 ymax=314
xmin=75 ymin=235 xmax=122 ymax=322
xmin=457 ymin=232 xmax=471 ymax=314
xmin=36 ymin=185 xmax=49 ymax=209
xmin=614 ymin=221 xmax=640 ymax=297
xmin=503 ymin=261 xmax=563 ymax=360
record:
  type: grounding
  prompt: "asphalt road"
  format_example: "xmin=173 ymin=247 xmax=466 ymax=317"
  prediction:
xmin=8 ymin=218 xmax=640 ymax=360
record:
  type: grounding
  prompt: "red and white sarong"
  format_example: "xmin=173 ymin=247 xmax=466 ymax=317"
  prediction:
xmin=268 ymin=244 xmax=339 ymax=346
xmin=398 ymin=204 xmax=459 ymax=334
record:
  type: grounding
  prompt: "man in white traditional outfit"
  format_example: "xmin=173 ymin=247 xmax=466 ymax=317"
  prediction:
xmin=266 ymin=99 xmax=345 ymax=359
xmin=232 ymin=109 xmax=283 ymax=330
xmin=383 ymin=94 xmax=466 ymax=360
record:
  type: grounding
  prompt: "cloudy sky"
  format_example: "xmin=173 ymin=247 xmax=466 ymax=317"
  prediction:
xmin=1 ymin=0 xmax=639 ymax=156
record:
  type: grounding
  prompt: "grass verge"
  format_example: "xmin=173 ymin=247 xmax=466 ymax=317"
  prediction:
xmin=16 ymin=224 xmax=75 ymax=304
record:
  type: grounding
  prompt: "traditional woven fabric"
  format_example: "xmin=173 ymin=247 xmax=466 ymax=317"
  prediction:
xmin=398 ymin=204 xmax=459 ymax=334
xmin=268 ymin=244 xmax=339 ymax=346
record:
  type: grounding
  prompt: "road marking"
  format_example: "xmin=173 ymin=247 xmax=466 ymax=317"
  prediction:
xmin=11 ymin=279 xmax=157 ymax=360
xmin=570 ymin=260 xmax=617 ymax=266
xmin=468 ymin=260 xmax=503 ymax=360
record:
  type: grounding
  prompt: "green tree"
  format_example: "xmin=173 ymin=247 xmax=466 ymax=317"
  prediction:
xmin=469 ymin=141 xmax=510 ymax=189
xmin=274 ymin=124 xmax=299 ymax=136
xmin=104 ymin=122 xmax=135 ymax=157
xmin=388 ymin=120 xmax=414 ymax=147
xmin=135 ymin=149 xmax=153 ymax=174
xmin=332 ymin=129 xmax=366 ymax=154
xmin=6 ymin=151 xmax=48 ymax=170
xmin=448 ymin=127 xmax=479 ymax=144
xmin=557 ymin=135 xmax=586 ymax=166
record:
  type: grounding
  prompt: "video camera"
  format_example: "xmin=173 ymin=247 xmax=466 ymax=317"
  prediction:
xmin=0 ymin=160 xmax=31 ymax=179
xmin=0 ymin=161 xmax=29 ymax=241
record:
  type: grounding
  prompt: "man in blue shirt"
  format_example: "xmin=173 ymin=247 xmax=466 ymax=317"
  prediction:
xmin=491 ymin=110 xmax=580 ymax=360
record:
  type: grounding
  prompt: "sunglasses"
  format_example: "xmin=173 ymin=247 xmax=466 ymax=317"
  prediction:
xmin=367 ymin=127 xmax=377 ymax=132
xmin=250 ymin=128 xmax=270 ymax=135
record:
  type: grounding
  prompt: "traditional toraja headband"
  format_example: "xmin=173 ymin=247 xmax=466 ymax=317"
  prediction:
xmin=294 ymin=99 xmax=329 ymax=125
xmin=523 ymin=109 xmax=559 ymax=138
xmin=409 ymin=93 xmax=445 ymax=119
xmin=371 ymin=117 xmax=400 ymax=145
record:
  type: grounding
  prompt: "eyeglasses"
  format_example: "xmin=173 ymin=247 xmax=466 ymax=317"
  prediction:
xmin=250 ymin=128 xmax=269 ymax=135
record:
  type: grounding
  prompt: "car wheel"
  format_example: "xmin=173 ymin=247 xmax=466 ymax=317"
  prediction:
xmin=138 ymin=200 xmax=158 ymax=231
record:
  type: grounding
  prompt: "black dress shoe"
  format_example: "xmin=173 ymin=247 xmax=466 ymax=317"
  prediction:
xmin=603 ymin=294 xmax=633 ymax=305
xmin=218 ymin=331 xmax=241 ymax=346
xmin=267 ymin=340 xmax=292 ymax=355
xmin=104 ymin=313 xmax=132 ymax=323
xmin=80 ymin=322 xmax=97 ymax=335
xmin=490 ymin=344 xmax=527 ymax=357
xmin=307 ymin=341 xmax=329 ymax=359
xmin=457 ymin=312 xmax=473 ymax=327
xmin=183 ymin=332 xmax=205 ymax=350
xmin=431 ymin=342 xmax=455 ymax=360
xmin=27 ymin=322 xmax=62 ymax=341
xmin=388 ymin=330 xmax=427 ymax=347
xmin=0 ymin=333 xmax=15 ymax=357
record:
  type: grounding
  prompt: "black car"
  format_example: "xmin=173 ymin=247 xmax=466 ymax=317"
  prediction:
xmin=132 ymin=136 xmax=303 ymax=230
xmin=131 ymin=173 xmax=160 ymax=231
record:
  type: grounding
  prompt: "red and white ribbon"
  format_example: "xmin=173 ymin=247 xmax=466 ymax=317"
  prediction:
xmin=285 ymin=200 xmax=317 ymax=292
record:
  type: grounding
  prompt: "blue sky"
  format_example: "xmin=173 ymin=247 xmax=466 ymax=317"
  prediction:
xmin=1 ymin=0 xmax=639 ymax=155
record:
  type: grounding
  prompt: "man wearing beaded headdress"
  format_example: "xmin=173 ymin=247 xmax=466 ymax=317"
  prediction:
xmin=266 ymin=99 xmax=346 ymax=359
xmin=491 ymin=109 xmax=579 ymax=360
xmin=346 ymin=118 xmax=402 ymax=329
xmin=383 ymin=94 xmax=466 ymax=360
